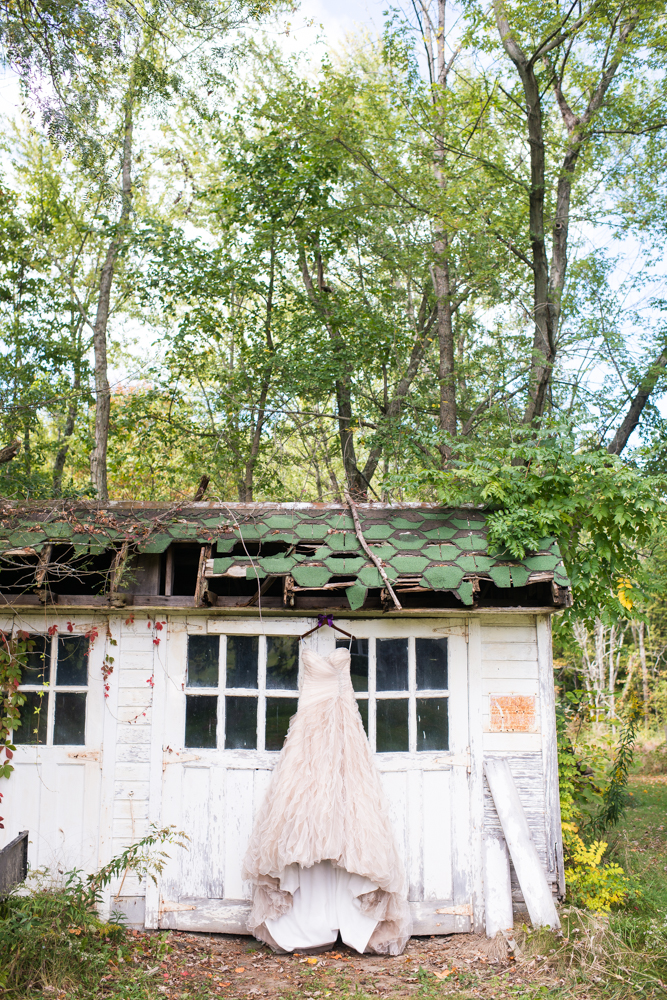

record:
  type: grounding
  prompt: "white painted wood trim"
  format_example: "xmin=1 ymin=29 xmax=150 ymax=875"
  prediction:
xmin=98 ymin=619 xmax=120 ymax=920
xmin=467 ymin=617 xmax=485 ymax=934
xmin=483 ymin=835 xmax=513 ymax=938
xmin=537 ymin=614 xmax=564 ymax=896
xmin=484 ymin=758 xmax=560 ymax=929
xmin=158 ymin=898 xmax=472 ymax=936
xmin=145 ymin=616 xmax=169 ymax=928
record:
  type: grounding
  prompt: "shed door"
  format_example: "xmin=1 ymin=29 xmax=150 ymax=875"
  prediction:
xmin=1 ymin=632 xmax=105 ymax=877
xmin=158 ymin=618 xmax=472 ymax=935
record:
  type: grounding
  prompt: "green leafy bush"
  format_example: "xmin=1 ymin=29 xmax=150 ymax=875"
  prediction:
xmin=395 ymin=430 xmax=667 ymax=622
xmin=0 ymin=825 xmax=186 ymax=996
xmin=557 ymin=697 xmax=641 ymax=911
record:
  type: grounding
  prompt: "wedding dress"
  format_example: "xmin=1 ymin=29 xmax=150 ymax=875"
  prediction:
xmin=242 ymin=646 xmax=412 ymax=955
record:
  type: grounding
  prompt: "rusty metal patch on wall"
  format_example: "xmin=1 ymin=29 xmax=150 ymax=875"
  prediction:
xmin=488 ymin=694 xmax=537 ymax=732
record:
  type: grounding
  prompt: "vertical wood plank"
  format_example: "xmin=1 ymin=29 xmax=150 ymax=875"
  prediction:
xmin=98 ymin=617 xmax=120 ymax=919
xmin=447 ymin=633 xmax=471 ymax=912
xmin=422 ymin=770 xmax=452 ymax=900
xmin=253 ymin=768 xmax=273 ymax=819
xmin=379 ymin=771 xmax=408 ymax=879
xmin=406 ymin=767 xmax=423 ymax=901
xmin=56 ymin=763 xmax=86 ymax=870
xmin=5 ymin=760 xmax=41 ymax=862
xmin=485 ymin=757 xmax=560 ymax=929
xmin=224 ymin=769 xmax=255 ymax=899
xmin=467 ymin=617 xmax=485 ymax=933
xmin=159 ymin=762 xmax=183 ymax=901
xmin=537 ymin=614 xmax=564 ymax=896
xmin=145 ymin=613 xmax=171 ymax=927
xmin=207 ymin=764 xmax=226 ymax=898
xmin=180 ymin=767 xmax=212 ymax=898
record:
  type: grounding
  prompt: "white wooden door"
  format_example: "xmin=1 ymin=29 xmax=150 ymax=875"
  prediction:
xmin=156 ymin=617 xmax=472 ymax=935
xmin=1 ymin=625 xmax=106 ymax=879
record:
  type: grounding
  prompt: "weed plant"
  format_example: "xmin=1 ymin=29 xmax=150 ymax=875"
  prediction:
xmin=0 ymin=825 xmax=185 ymax=997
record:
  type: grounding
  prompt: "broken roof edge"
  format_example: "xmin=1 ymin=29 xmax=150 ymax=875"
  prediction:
xmin=0 ymin=499 xmax=480 ymax=512
xmin=0 ymin=499 xmax=573 ymax=608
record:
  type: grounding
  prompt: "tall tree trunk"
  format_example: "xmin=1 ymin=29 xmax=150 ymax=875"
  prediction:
xmin=53 ymin=376 xmax=79 ymax=496
xmin=360 ymin=294 xmax=437 ymax=485
xmin=298 ymin=247 xmax=366 ymax=499
xmin=239 ymin=239 xmax=276 ymax=501
xmin=90 ymin=94 xmax=133 ymax=500
xmin=432 ymin=0 xmax=456 ymax=458
xmin=493 ymin=3 xmax=553 ymax=425
xmin=607 ymin=349 xmax=667 ymax=455
xmin=493 ymin=3 xmax=637 ymax=426
xmin=54 ymin=320 xmax=83 ymax=496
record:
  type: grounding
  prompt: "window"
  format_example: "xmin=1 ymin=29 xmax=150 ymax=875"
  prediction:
xmin=184 ymin=635 xmax=300 ymax=750
xmin=13 ymin=635 xmax=89 ymax=746
xmin=184 ymin=633 xmax=448 ymax=754
xmin=336 ymin=636 xmax=448 ymax=753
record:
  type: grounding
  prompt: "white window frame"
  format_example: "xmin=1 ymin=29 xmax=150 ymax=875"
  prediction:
xmin=183 ymin=633 xmax=449 ymax=754
xmin=14 ymin=634 xmax=90 ymax=747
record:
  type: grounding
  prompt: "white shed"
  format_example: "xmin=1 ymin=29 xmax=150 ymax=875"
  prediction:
xmin=0 ymin=501 xmax=568 ymax=936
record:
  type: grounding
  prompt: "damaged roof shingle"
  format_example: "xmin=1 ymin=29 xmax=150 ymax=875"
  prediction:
xmin=0 ymin=500 xmax=571 ymax=609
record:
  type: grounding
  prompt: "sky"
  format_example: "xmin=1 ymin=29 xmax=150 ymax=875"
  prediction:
xmin=281 ymin=0 xmax=383 ymax=45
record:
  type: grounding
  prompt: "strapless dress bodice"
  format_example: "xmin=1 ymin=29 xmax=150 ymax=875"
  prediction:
xmin=298 ymin=648 xmax=352 ymax=709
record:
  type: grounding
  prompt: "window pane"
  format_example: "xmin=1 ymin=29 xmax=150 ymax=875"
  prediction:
xmin=225 ymin=696 xmax=257 ymax=749
xmin=336 ymin=638 xmax=368 ymax=692
xmin=53 ymin=692 xmax=86 ymax=744
xmin=356 ymin=698 xmax=369 ymax=736
xmin=266 ymin=637 xmax=299 ymax=690
xmin=376 ymin=698 xmax=408 ymax=752
xmin=13 ymin=691 xmax=47 ymax=744
xmin=226 ymin=636 xmax=258 ymax=689
xmin=417 ymin=698 xmax=449 ymax=751
xmin=416 ymin=638 xmax=448 ymax=690
xmin=187 ymin=635 xmax=219 ymax=687
xmin=21 ymin=636 xmax=49 ymax=685
xmin=265 ymin=697 xmax=297 ymax=750
xmin=185 ymin=695 xmax=217 ymax=748
xmin=56 ymin=637 xmax=88 ymax=686
xmin=376 ymin=639 xmax=408 ymax=691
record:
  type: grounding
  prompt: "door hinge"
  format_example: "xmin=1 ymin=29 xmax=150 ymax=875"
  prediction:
xmin=436 ymin=748 xmax=471 ymax=772
xmin=435 ymin=903 xmax=473 ymax=916
xmin=159 ymin=900 xmax=197 ymax=915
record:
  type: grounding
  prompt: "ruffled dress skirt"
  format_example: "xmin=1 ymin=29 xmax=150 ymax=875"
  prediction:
xmin=242 ymin=647 xmax=411 ymax=955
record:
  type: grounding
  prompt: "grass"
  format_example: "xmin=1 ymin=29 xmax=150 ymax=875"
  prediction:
xmin=3 ymin=783 xmax=667 ymax=1000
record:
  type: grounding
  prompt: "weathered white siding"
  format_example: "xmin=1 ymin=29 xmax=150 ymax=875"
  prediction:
xmin=477 ymin=614 xmax=561 ymax=905
xmin=1 ymin=609 xmax=562 ymax=931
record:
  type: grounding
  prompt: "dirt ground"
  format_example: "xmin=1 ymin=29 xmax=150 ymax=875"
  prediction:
xmin=133 ymin=927 xmax=560 ymax=1000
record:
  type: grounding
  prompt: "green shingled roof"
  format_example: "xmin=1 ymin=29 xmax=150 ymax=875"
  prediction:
xmin=0 ymin=500 xmax=571 ymax=609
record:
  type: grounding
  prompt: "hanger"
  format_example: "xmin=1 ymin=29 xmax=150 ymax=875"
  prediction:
xmin=300 ymin=613 xmax=356 ymax=642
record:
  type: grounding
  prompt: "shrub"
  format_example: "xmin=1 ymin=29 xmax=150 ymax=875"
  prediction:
xmin=562 ymin=826 xmax=630 ymax=911
xmin=0 ymin=824 xmax=186 ymax=995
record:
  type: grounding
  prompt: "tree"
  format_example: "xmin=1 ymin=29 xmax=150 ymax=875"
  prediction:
xmin=1 ymin=0 xmax=280 ymax=498
xmin=463 ymin=0 xmax=667 ymax=434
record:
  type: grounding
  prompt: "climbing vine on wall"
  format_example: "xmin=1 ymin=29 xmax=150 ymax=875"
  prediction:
xmin=0 ymin=630 xmax=33 ymax=828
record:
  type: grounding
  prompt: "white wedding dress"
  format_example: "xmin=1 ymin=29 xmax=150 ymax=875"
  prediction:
xmin=242 ymin=647 xmax=412 ymax=955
